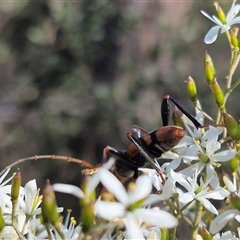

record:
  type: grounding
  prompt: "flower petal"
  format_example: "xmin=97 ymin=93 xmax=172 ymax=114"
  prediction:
xmin=199 ymin=188 xmax=229 ymax=200
xmin=99 ymin=168 xmax=128 ymax=204
xmin=134 ymin=208 xmax=178 ymax=228
xmin=95 ymin=201 xmax=125 ymax=220
xmin=227 ymin=3 xmax=240 ymax=22
xmin=179 ymin=192 xmax=195 ymax=204
xmin=53 ymin=184 xmax=84 ymax=198
xmin=24 ymin=179 xmax=38 ymax=214
xmin=128 ymin=175 xmax=152 ymax=204
xmin=124 ymin=213 xmax=144 ymax=239
xmin=229 ymin=16 xmax=240 ymax=25
xmin=87 ymin=158 xmax=115 ymax=193
xmin=223 ymin=176 xmax=236 ymax=192
xmin=206 ymin=164 xmax=219 ymax=189
xmin=197 ymin=197 xmax=218 ymax=215
xmin=209 ymin=209 xmax=240 ymax=234
xmin=144 ymin=194 xmax=163 ymax=205
xmin=204 ymin=26 xmax=221 ymax=44
xmin=200 ymin=11 xmax=217 ymax=23
xmin=0 ymin=168 xmax=11 ymax=185
xmin=212 ymin=149 xmax=236 ymax=162
xmin=170 ymin=170 xmax=192 ymax=192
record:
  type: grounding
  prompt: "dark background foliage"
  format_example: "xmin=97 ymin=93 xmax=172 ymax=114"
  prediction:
xmin=0 ymin=1 xmax=239 ymax=217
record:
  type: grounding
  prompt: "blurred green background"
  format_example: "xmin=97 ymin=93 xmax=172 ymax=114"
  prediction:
xmin=0 ymin=1 xmax=239 ymax=203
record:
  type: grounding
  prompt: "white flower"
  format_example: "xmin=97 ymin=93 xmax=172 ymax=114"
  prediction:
xmin=0 ymin=168 xmax=28 ymax=237
xmin=170 ymin=168 xmax=229 ymax=215
xmin=19 ymin=179 xmax=42 ymax=216
xmin=209 ymin=176 xmax=240 ymax=234
xmin=180 ymin=125 xmax=236 ymax=188
xmin=96 ymin=169 xmax=177 ymax=239
xmin=139 ymin=167 xmax=178 ymax=201
xmin=201 ymin=1 xmax=240 ymax=44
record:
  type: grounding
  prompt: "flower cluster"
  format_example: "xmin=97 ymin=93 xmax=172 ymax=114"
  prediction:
xmin=1 ymin=1 xmax=240 ymax=239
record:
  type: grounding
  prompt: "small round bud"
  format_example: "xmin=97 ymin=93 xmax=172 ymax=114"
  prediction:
xmin=198 ymin=225 xmax=212 ymax=240
xmin=204 ymin=52 xmax=216 ymax=85
xmin=230 ymin=155 xmax=239 ymax=172
xmin=172 ymin=107 xmax=184 ymax=129
xmin=81 ymin=203 xmax=95 ymax=233
xmin=231 ymin=28 xmax=239 ymax=48
xmin=211 ymin=78 xmax=224 ymax=109
xmin=186 ymin=76 xmax=197 ymax=103
xmin=230 ymin=193 xmax=240 ymax=210
xmin=41 ymin=180 xmax=59 ymax=225
xmin=11 ymin=169 xmax=21 ymax=202
xmin=214 ymin=2 xmax=226 ymax=23
xmin=222 ymin=112 xmax=240 ymax=140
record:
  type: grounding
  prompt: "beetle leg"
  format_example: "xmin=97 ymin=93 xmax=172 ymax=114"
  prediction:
xmin=126 ymin=132 xmax=165 ymax=184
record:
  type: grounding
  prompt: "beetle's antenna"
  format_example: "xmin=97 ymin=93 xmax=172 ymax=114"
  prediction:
xmin=0 ymin=155 xmax=95 ymax=177
xmin=161 ymin=97 xmax=170 ymax=127
xmin=164 ymin=95 xmax=202 ymax=129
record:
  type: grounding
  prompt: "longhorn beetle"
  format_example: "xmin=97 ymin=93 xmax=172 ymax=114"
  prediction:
xmin=82 ymin=95 xmax=202 ymax=182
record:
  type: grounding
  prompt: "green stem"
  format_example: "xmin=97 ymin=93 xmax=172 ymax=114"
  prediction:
xmin=225 ymin=53 xmax=240 ymax=106
xmin=180 ymin=200 xmax=194 ymax=213
xmin=53 ymin=222 xmax=66 ymax=240
xmin=44 ymin=223 xmax=54 ymax=240
xmin=21 ymin=215 xmax=30 ymax=235
xmin=11 ymin=199 xmax=25 ymax=240
xmin=225 ymin=30 xmax=234 ymax=64
xmin=225 ymin=30 xmax=232 ymax=49
xmin=191 ymin=201 xmax=203 ymax=240
xmin=12 ymin=222 xmax=25 ymax=240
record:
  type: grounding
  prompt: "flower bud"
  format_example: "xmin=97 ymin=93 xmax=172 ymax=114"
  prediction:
xmin=172 ymin=107 xmax=184 ymax=129
xmin=186 ymin=76 xmax=197 ymax=103
xmin=231 ymin=28 xmax=239 ymax=48
xmin=41 ymin=180 xmax=59 ymax=225
xmin=230 ymin=193 xmax=240 ymax=210
xmin=230 ymin=155 xmax=239 ymax=172
xmin=81 ymin=203 xmax=95 ymax=233
xmin=211 ymin=78 xmax=224 ymax=109
xmin=222 ymin=113 xmax=240 ymax=140
xmin=0 ymin=207 xmax=5 ymax=232
xmin=198 ymin=226 xmax=212 ymax=240
xmin=11 ymin=169 xmax=21 ymax=202
xmin=80 ymin=177 xmax=96 ymax=232
xmin=204 ymin=52 xmax=216 ymax=85
xmin=214 ymin=2 xmax=226 ymax=24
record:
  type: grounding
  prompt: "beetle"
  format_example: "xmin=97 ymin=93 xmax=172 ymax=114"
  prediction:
xmin=82 ymin=95 xmax=202 ymax=182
